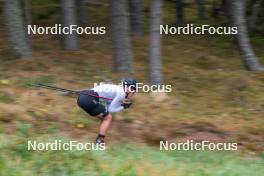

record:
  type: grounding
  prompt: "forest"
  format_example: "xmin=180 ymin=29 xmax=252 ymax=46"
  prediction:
xmin=0 ymin=0 xmax=263 ymax=175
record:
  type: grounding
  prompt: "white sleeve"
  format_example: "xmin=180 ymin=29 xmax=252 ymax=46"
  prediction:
xmin=108 ymin=93 xmax=124 ymax=113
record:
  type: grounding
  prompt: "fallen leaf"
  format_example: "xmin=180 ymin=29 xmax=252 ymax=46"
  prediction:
xmin=0 ymin=80 xmax=9 ymax=85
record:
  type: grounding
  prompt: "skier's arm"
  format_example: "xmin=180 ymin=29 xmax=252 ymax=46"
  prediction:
xmin=108 ymin=94 xmax=124 ymax=113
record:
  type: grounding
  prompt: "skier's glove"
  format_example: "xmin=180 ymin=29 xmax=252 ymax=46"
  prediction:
xmin=121 ymin=98 xmax=133 ymax=109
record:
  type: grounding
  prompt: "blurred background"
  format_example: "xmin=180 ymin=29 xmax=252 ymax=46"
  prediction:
xmin=0 ymin=0 xmax=263 ymax=175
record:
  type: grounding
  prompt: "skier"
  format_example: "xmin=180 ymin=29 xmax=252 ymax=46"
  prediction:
xmin=77 ymin=78 xmax=137 ymax=144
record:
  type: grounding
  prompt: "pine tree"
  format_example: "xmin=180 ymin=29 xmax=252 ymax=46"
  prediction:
xmin=3 ymin=0 xmax=32 ymax=57
xmin=110 ymin=0 xmax=134 ymax=72
xmin=149 ymin=0 xmax=163 ymax=84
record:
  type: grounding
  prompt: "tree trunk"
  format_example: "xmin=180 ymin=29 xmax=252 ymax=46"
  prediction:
xmin=60 ymin=0 xmax=79 ymax=50
xmin=129 ymin=0 xmax=144 ymax=36
xmin=231 ymin=0 xmax=263 ymax=71
xmin=222 ymin=0 xmax=231 ymax=18
xmin=23 ymin=0 xmax=32 ymax=45
xmin=110 ymin=0 xmax=134 ymax=72
xmin=76 ymin=0 xmax=88 ymax=26
xmin=259 ymin=1 xmax=264 ymax=35
xmin=3 ymin=0 xmax=32 ymax=57
xmin=196 ymin=0 xmax=206 ymax=20
xmin=248 ymin=0 xmax=261 ymax=33
xmin=23 ymin=0 xmax=32 ymax=26
xmin=175 ymin=0 xmax=184 ymax=26
xmin=211 ymin=1 xmax=220 ymax=19
xmin=149 ymin=0 xmax=163 ymax=85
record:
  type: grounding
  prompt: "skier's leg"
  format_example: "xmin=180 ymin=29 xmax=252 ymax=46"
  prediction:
xmin=96 ymin=113 xmax=112 ymax=144
xmin=98 ymin=113 xmax=112 ymax=135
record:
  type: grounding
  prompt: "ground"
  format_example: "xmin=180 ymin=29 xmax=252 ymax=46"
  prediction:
xmin=1 ymin=34 xmax=263 ymax=149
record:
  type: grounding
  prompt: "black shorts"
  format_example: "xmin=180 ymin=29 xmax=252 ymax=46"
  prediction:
xmin=77 ymin=90 xmax=109 ymax=117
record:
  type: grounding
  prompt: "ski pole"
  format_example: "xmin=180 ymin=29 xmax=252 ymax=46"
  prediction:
xmin=33 ymin=83 xmax=113 ymax=101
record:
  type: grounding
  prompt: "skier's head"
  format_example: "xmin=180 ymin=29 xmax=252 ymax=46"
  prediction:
xmin=121 ymin=77 xmax=137 ymax=96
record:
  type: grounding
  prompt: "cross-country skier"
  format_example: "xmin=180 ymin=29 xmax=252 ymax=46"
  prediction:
xmin=77 ymin=78 xmax=137 ymax=144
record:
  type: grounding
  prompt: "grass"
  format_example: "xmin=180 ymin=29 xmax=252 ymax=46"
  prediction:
xmin=16 ymin=122 xmax=32 ymax=137
xmin=0 ymin=93 xmax=15 ymax=103
xmin=17 ymin=75 xmax=55 ymax=88
xmin=0 ymin=137 xmax=263 ymax=176
xmin=46 ymin=122 xmax=60 ymax=133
